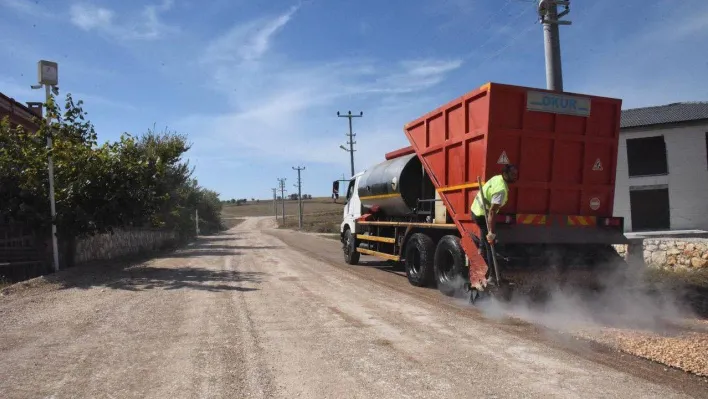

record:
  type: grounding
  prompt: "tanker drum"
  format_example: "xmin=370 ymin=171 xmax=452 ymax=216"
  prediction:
xmin=357 ymin=153 xmax=425 ymax=217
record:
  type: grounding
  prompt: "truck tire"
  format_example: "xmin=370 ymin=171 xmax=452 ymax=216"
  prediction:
xmin=404 ymin=233 xmax=435 ymax=287
xmin=434 ymin=235 xmax=467 ymax=297
xmin=343 ymin=229 xmax=360 ymax=265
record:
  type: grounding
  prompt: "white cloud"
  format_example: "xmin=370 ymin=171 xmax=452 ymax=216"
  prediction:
xmin=178 ymin=5 xmax=465 ymax=169
xmin=201 ymin=5 xmax=299 ymax=65
xmin=178 ymin=55 xmax=462 ymax=168
xmin=69 ymin=3 xmax=114 ymax=30
xmin=69 ymin=0 xmax=177 ymax=41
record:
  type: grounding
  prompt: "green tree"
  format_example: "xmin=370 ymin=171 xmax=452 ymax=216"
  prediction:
xmin=0 ymin=91 xmax=225 ymax=247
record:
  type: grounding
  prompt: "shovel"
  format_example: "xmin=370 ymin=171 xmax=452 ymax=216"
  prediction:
xmin=476 ymin=176 xmax=501 ymax=288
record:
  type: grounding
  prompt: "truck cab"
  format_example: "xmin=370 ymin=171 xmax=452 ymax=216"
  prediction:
xmin=340 ymin=172 xmax=364 ymax=264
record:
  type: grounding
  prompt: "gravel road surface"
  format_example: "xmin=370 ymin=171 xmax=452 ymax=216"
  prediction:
xmin=1 ymin=216 xmax=706 ymax=398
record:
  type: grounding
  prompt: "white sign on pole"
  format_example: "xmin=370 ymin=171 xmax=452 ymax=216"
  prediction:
xmin=38 ymin=60 xmax=58 ymax=86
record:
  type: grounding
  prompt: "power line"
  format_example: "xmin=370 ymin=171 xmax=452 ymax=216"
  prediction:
xmin=337 ymin=110 xmax=363 ymax=178
xmin=292 ymin=166 xmax=305 ymax=230
xmin=462 ymin=2 xmax=534 ymax=59
xmin=467 ymin=0 xmax=515 ymax=38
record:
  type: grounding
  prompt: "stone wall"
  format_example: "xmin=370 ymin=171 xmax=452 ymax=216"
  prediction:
xmin=613 ymin=238 xmax=708 ymax=270
xmin=74 ymin=228 xmax=178 ymax=265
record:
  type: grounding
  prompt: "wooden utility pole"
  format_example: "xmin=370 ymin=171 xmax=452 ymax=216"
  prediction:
xmin=337 ymin=110 xmax=363 ymax=177
xmin=292 ymin=166 xmax=305 ymax=230
xmin=277 ymin=178 xmax=287 ymax=225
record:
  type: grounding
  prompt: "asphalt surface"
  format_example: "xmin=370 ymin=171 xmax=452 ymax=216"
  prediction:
xmin=1 ymin=216 xmax=706 ymax=398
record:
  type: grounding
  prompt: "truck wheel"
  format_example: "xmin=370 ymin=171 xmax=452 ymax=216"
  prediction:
xmin=343 ymin=229 xmax=360 ymax=265
xmin=434 ymin=235 xmax=466 ymax=297
xmin=404 ymin=233 xmax=435 ymax=287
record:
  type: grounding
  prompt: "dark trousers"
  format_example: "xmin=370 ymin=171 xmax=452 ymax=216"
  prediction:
xmin=473 ymin=214 xmax=494 ymax=280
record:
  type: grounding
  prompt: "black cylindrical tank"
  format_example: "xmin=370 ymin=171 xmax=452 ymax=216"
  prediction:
xmin=357 ymin=153 xmax=424 ymax=216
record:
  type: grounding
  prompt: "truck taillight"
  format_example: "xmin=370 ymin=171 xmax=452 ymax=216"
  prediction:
xmin=601 ymin=217 xmax=622 ymax=227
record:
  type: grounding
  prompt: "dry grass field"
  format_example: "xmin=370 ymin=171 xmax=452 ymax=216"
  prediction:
xmin=222 ymin=197 xmax=343 ymax=238
xmin=222 ymin=197 xmax=342 ymax=218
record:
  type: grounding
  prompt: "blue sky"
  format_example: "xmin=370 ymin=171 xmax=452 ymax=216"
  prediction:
xmin=2 ymin=0 xmax=707 ymax=200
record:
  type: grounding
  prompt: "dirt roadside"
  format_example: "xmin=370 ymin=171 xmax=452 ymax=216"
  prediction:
xmin=268 ymin=227 xmax=708 ymax=379
xmin=0 ymin=216 xmax=705 ymax=398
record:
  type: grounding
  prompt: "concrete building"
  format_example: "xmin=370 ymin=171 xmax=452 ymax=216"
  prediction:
xmin=0 ymin=91 xmax=43 ymax=132
xmin=613 ymin=102 xmax=708 ymax=232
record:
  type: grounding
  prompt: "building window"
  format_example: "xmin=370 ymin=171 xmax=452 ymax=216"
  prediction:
xmin=626 ymin=135 xmax=668 ymax=177
xmin=629 ymin=185 xmax=670 ymax=231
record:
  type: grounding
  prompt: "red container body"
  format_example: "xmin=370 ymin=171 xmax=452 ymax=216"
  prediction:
xmin=403 ymin=82 xmax=623 ymax=283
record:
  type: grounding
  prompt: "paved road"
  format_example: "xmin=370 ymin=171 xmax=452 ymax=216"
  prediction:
xmin=0 ymin=217 xmax=705 ymax=398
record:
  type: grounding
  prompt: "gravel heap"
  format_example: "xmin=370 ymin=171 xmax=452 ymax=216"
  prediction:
xmin=573 ymin=322 xmax=708 ymax=377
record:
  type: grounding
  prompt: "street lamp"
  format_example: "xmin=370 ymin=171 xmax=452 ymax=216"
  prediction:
xmin=31 ymin=60 xmax=60 ymax=272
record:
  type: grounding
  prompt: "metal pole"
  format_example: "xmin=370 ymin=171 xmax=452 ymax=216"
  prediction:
xmin=347 ymin=117 xmax=355 ymax=177
xmin=292 ymin=166 xmax=305 ymax=230
xmin=543 ymin=4 xmax=563 ymax=91
xmin=539 ymin=0 xmax=571 ymax=92
xmin=45 ymin=84 xmax=59 ymax=272
xmin=277 ymin=178 xmax=287 ymax=225
xmin=337 ymin=111 xmax=363 ymax=177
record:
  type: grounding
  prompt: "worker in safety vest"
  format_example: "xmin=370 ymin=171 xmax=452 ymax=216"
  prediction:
xmin=470 ymin=164 xmax=519 ymax=286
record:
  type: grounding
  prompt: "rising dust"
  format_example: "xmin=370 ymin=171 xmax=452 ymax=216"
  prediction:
xmin=468 ymin=251 xmax=708 ymax=376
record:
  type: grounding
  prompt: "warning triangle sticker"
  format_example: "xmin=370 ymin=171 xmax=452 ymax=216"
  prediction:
xmin=497 ymin=151 xmax=509 ymax=164
xmin=592 ymin=158 xmax=603 ymax=171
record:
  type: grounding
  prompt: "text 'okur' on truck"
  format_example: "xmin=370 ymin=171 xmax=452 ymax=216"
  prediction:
xmin=339 ymin=82 xmax=629 ymax=302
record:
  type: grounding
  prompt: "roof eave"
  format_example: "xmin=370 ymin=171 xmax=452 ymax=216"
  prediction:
xmin=620 ymin=118 xmax=708 ymax=131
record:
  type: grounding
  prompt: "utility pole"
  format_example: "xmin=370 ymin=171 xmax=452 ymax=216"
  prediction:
xmin=31 ymin=60 xmax=60 ymax=272
xmin=538 ymin=0 xmax=571 ymax=91
xmin=337 ymin=110 xmax=363 ymax=177
xmin=292 ymin=166 xmax=305 ymax=230
xmin=272 ymin=188 xmax=278 ymax=220
xmin=195 ymin=209 xmax=199 ymax=237
xmin=277 ymin=178 xmax=287 ymax=225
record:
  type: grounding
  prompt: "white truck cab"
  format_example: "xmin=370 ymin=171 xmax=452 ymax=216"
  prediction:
xmin=340 ymin=172 xmax=364 ymax=264
xmin=340 ymin=172 xmax=364 ymax=235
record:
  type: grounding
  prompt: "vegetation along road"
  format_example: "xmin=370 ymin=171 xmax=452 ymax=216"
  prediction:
xmin=1 ymin=216 xmax=707 ymax=398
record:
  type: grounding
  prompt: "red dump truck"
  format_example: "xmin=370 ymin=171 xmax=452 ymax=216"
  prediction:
xmin=339 ymin=82 xmax=629 ymax=299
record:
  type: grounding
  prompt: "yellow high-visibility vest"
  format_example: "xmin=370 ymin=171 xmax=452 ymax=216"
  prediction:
xmin=471 ymin=175 xmax=508 ymax=217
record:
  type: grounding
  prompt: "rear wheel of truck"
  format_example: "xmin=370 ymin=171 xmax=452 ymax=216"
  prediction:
xmin=434 ymin=235 xmax=467 ymax=297
xmin=343 ymin=229 xmax=360 ymax=265
xmin=404 ymin=233 xmax=435 ymax=287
